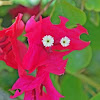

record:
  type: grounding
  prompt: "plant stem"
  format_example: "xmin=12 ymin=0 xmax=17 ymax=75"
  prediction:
xmin=81 ymin=0 xmax=85 ymax=11
xmin=35 ymin=0 xmax=54 ymax=21
xmin=84 ymin=83 xmax=96 ymax=96
xmin=67 ymin=71 xmax=100 ymax=91
xmin=0 ymin=18 xmax=3 ymax=30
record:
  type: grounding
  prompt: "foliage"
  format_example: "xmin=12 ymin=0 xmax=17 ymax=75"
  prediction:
xmin=0 ymin=0 xmax=100 ymax=100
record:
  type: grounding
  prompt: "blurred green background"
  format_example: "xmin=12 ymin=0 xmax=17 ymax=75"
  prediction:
xmin=0 ymin=0 xmax=100 ymax=100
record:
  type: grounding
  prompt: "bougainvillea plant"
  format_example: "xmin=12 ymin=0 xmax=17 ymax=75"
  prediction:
xmin=0 ymin=13 xmax=90 ymax=100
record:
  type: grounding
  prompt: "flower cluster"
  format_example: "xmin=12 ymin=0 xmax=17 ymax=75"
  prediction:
xmin=0 ymin=13 xmax=90 ymax=100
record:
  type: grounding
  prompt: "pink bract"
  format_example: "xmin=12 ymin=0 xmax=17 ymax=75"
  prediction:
xmin=10 ymin=68 xmax=63 ymax=100
xmin=23 ymin=16 xmax=90 ymax=75
xmin=0 ymin=13 xmax=27 ymax=69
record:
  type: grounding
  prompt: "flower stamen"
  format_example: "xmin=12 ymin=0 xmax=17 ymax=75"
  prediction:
xmin=60 ymin=36 xmax=70 ymax=47
xmin=42 ymin=35 xmax=54 ymax=47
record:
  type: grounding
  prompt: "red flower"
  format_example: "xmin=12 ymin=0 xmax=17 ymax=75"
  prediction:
xmin=0 ymin=13 xmax=27 ymax=69
xmin=10 ymin=68 xmax=63 ymax=100
xmin=23 ymin=16 xmax=90 ymax=75
xmin=9 ymin=4 xmax=40 ymax=18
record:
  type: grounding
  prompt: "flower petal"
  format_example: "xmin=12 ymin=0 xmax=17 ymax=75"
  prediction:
xmin=24 ymin=90 xmax=34 ymax=100
xmin=10 ymin=90 xmax=23 ymax=99
xmin=43 ymin=75 xmax=64 ymax=99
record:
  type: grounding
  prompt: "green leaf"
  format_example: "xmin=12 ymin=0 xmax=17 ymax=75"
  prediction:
xmin=1 ymin=14 xmax=12 ymax=28
xmin=28 ymin=0 xmax=40 ymax=6
xmin=0 ymin=70 xmax=18 ymax=91
xmin=80 ymin=33 xmax=90 ymax=42
xmin=65 ymin=0 xmax=76 ymax=7
xmin=0 ymin=61 xmax=14 ymax=72
xmin=64 ymin=46 xmax=92 ymax=73
xmin=83 ymin=18 xmax=100 ymax=84
xmin=85 ymin=0 xmax=100 ymax=12
xmin=0 ymin=5 xmax=16 ymax=17
xmin=12 ymin=0 xmax=30 ymax=6
xmin=18 ymin=33 xmax=26 ymax=42
xmin=60 ymin=75 xmax=89 ymax=100
xmin=85 ymin=50 xmax=100 ymax=84
xmin=84 ymin=17 xmax=100 ymax=50
xmin=50 ymin=0 xmax=86 ymax=27
xmin=88 ymin=11 xmax=99 ymax=26
xmin=90 ymin=93 xmax=100 ymax=100
xmin=74 ymin=0 xmax=82 ymax=8
xmin=50 ymin=74 xmax=61 ymax=93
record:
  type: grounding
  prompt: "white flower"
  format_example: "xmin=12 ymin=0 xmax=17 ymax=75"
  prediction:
xmin=60 ymin=36 xmax=70 ymax=47
xmin=42 ymin=35 xmax=54 ymax=47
